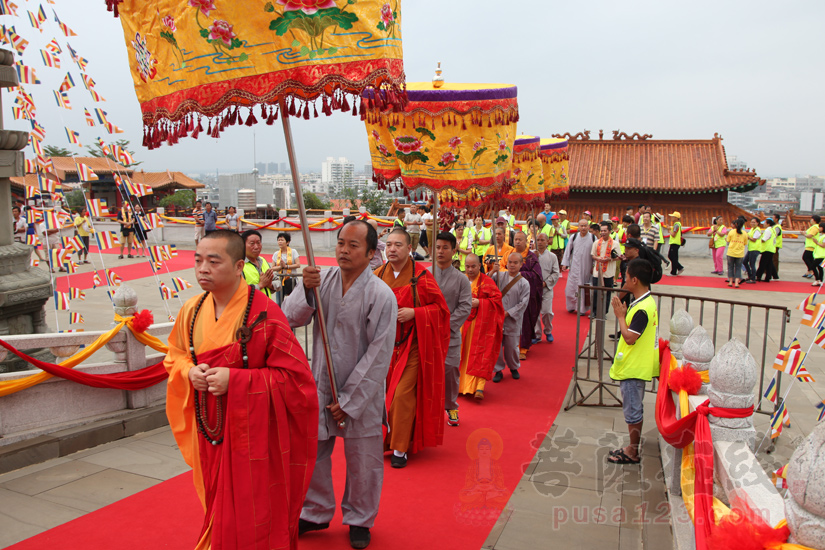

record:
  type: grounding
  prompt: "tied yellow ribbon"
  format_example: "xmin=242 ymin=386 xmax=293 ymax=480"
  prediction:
xmin=0 ymin=315 xmax=169 ymax=397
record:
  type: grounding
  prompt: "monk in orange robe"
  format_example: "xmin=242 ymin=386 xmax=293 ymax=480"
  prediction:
xmin=458 ymin=254 xmax=504 ymax=400
xmin=482 ymin=227 xmax=514 ymax=273
xmin=164 ymin=230 xmax=318 ymax=550
xmin=375 ymin=228 xmax=450 ymax=469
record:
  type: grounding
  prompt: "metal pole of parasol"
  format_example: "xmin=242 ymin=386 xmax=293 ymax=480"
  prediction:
xmin=279 ymin=98 xmax=344 ymax=428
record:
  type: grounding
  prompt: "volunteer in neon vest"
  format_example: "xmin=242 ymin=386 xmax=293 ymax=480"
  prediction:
xmin=666 ymin=211 xmax=685 ymax=276
xmin=606 ymin=258 xmax=658 ymax=465
xmin=452 ymin=224 xmax=474 ymax=272
xmin=802 ymin=215 xmax=821 ymax=279
xmin=724 ymin=217 xmax=748 ymax=288
xmin=241 ymin=229 xmax=279 ymax=299
xmin=654 ymin=213 xmax=665 ymax=252
xmin=772 ymin=213 xmax=783 ymax=277
xmin=470 ymin=216 xmax=492 ymax=259
xmin=537 ymin=213 xmax=553 ymax=239
xmin=707 ymin=216 xmax=727 ymax=275
xmin=549 ymin=214 xmax=566 ymax=266
xmin=558 ymin=209 xmax=570 ymax=249
xmin=756 ymin=218 xmax=778 ymax=283
xmin=618 ymin=215 xmax=633 ymax=283
xmin=812 ymin=222 xmax=825 ymax=286
xmin=743 ymin=217 xmax=762 ymax=284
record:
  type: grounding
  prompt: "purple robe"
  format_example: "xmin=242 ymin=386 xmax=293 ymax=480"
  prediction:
xmin=519 ymin=251 xmax=544 ymax=349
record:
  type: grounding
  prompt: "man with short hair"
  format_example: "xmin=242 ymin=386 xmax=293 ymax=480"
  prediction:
xmin=429 ymin=232 xmax=472 ymax=427
xmin=164 ymin=230 xmax=318 ymax=549
xmin=803 ymin=215 xmax=820 ymax=278
xmin=192 ymin=200 xmax=205 ymax=245
xmin=241 ymin=229 xmax=279 ymax=299
xmin=495 ymin=215 xmax=515 ymax=247
xmin=549 ymin=214 xmax=566 ymax=266
xmin=404 ymin=204 xmax=422 ymax=255
xmin=284 ymin=221 xmax=397 ymax=549
xmin=543 ymin=202 xmax=555 ymax=220
xmin=607 ymin=258 xmax=658 ymax=465
xmin=73 ymin=208 xmax=92 ymax=264
xmin=558 ymin=210 xmax=570 ymax=252
xmin=591 ymin=221 xmax=622 ymax=317
xmin=640 ymin=212 xmax=660 ymax=251
xmin=534 ymin=233 xmax=559 ymax=343
xmin=12 ymin=206 xmax=26 ymax=243
xmin=536 ymin=213 xmax=553 ymax=240
xmin=458 ymin=254 xmax=504 ymax=400
xmin=375 ymin=229 xmax=450 ymax=468
xmin=511 ymin=231 xmax=543 ymax=359
xmin=483 ymin=227 xmax=514 ymax=271
xmin=561 ymin=219 xmax=596 ymax=314
xmin=489 ymin=253 xmax=530 ymax=382
xmin=203 ymin=202 xmax=218 ymax=235
xmin=667 ymin=211 xmax=684 ymax=276
xmin=772 ymin=213 xmax=783 ymax=277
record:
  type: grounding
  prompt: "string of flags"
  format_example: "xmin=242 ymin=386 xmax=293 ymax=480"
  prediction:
xmin=772 ymin=464 xmax=788 ymax=490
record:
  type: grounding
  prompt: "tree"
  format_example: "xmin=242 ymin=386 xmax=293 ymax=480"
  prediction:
xmin=64 ymin=189 xmax=86 ymax=212
xmin=159 ymin=189 xmax=195 ymax=209
xmin=359 ymin=187 xmax=392 ymax=216
xmin=342 ymin=187 xmax=359 ymax=210
xmin=43 ymin=145 xmax=73 ymax=157
xmin=86 ymin=139 xmax=143 ymax=167
xmin=303 ymin=191 xmax=330 ymax=210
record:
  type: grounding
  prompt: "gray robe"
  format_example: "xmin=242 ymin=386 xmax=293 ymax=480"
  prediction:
xmin=561 ymin=232 xmax=595 ymax=314
xmin=282 ymin=265 xmax=397 ymax=439
xmin=491 ymin=271 xmax=530 ymax=336
xmin=535 ymin=249 xmax=560 ymax=335
xmin=428 ymin=264 xmax=473 ymax=366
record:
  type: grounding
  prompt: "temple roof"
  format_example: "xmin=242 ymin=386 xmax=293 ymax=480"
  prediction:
xmin=130 ymin=170 xmax=205 ymax=191
xmin=558 ymin=131 xmax=764 ymax=194
xmin=47 ymin=156 xmax=133 ymax=179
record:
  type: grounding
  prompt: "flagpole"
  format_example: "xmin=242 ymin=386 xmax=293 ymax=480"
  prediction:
xmin=279 ymin=98 xmax=344 ymax=428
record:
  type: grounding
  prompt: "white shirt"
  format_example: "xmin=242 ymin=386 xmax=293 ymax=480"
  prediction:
xmin=420 ymin=212 xmax=432 ymax=233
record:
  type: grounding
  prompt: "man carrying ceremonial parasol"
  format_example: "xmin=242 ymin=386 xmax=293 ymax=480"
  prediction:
xmin=164 ymin=230 xmax=318 ymax=550
xmin=376 ymin=228 xmax=450 ymax=468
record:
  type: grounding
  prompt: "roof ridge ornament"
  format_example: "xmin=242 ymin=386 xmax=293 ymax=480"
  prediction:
xmin=551 ymin=130 xmax=591 ymax=141
xmin=612 ymin=130 xmax=653 ymax=141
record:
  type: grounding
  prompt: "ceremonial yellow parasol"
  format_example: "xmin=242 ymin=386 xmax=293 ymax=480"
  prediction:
xmin=107 ymin=0 xmax=408 ymax=424
xmin=539 ymin=137 xmax=569 ymax=200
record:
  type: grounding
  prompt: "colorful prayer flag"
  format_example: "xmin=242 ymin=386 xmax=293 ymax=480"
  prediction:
xmin=68 ymin=288 xmax=85 ymax=300
xmin=27 ymin=11 xmax=42 ymax=32
xmin=84 ymin=107 xmax=95 ymax=126
xmin=53 ymin=10 xmax=77 ymax=37
xmin=42 ymin=208 xmax=62 ymax=230
xmin=770 ymin=401 xmax=790 ymax=439
xmin=75 ymin=161 xmax=98 ymax=181
xmin=5 ymin=26 xmax=29 ymax=54
xmin=104 ymin=122 xmax=124 ymax=134
xmin=14 ymin=62 xmax=40 ymax=84
xmin=93 ymin=108 xmax=108 ymax=125
xmin=61 ymin=234 xmax=83 ymax=251
xmin=65 ymin=127 xmax=82 ymax=147
xmin=58 ymin=72 xmax=75 ymax=92
xmin=97 ymin=137 xmax=111 ymax=156
xmin=95 ymin=231 xmax=118 ymax=250
xmin=30 ymin=257 xmax=39 ymax=267
xmin=89 ymin=88 xmax=105 ymax=102
xmin=53 ymin=90 xmax=71 ymax=109
xmin=814 ymin=322 xmax=825 ymax=350
xmin=816 ymin=401 xmax=825 ymax=422
xmin=106 ymin=269 xmax=122 ymax=286
xmin=49 ymin=248 xmax=71 ymax=267
xmin=773 ymin=338 xmax=806 ymax=376
xmin=26 ymin=234 xmax=40 ymax=246
xmin=159 ymin=282 xmax=177 ymax=300
xmin=86 ymin=198 xmax=105 ymax=217
xmin=40 ymin=49 xmax=60 ymax=68
xmin=763 ymin=374 xmax=778 ymax=405
xmin=81 ymin=72 xmax=96 ymax=90
xmin=53 ymin=290 xmax=70 ymax=310
xmin=772 ymin=465 xmax=788 ymax=489
xmin=30 ymin=120 xmax=46 ymax=141
xmin=36 ymin=4 xmax=46 ymax=22
xmin=172 ymin=277 xmax=192 ymax=293
xmin=69 ymin=312 xmax=84 ymax=324
xmin=0 ymin=1 xmax=19 ymax=16
xmin=92 ymin=271 xmax=102 ymax=289
xmin=795 ymin=364 xmax=815 ymax=383
xmin=45 ymin=38 xmax=61 ymax=54
xmin=797 ymin=293 xmax=825 ymax=327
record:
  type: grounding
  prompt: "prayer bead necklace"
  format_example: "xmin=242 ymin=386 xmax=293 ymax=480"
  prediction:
xmin=188 ymin=285 xmax=255 ymax=446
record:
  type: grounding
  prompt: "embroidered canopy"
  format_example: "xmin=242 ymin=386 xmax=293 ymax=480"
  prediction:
xmin=539 ymin=137 xmax=569 ymax=199
xmin=504 ymin=135 xmax=544 ymax=207
xmin=364 ymin=82 xmax=518 ymax=204
xmin=106 ymin=0 xmax=406 ymax=149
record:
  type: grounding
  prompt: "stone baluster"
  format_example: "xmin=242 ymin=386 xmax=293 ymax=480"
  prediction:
xmin=669 ymin=309 xmax=694 ymax=361
xmin=707 ymin=338 xmax=757 ymax=450
xmin=682 ymin=326 xmax=715 ymax=394
xmin=105 ymin=286 xmax=138 ymax=363
xmin=785 ymin=421 xmax=825 ymax=549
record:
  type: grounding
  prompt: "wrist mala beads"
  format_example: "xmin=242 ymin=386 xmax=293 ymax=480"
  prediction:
xmin=188 ymin=285 xmax=256 ymax=445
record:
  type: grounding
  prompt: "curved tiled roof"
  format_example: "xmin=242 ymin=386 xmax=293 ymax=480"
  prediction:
xmin=566 ymin=135 xmax=763 ymax=194
xmin=130 ymin=170 xmax=205 ymax=190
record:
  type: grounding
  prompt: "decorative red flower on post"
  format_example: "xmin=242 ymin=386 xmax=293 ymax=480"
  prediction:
xmin=277 ymin=0 xmax=336 ymax=14
xmin=208 ymin=20 xmax=237 ymax=46
xmin=188 ymin=0 xmax=216 ymax=17
xmin=449 ymin=136 xmax=462 ymax=149
xmin=162 ymin=15 xmax=176 ymax=32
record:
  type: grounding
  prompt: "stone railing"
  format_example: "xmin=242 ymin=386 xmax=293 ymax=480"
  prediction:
xmin=0 ymin=322 xmax=173 ymax=446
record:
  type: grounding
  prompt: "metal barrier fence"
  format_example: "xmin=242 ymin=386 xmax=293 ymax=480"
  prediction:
xmin=566 ymin=284 xmax=790 ymax=417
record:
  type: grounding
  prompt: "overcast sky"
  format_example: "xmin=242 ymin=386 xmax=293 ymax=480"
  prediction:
xmin=4 ymin=0 xmax=824 ymax=178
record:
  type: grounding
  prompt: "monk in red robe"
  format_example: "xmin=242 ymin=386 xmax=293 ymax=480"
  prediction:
xmin=458 ymin=254 xmax=505 ymax=400
xmin=164 ymin=230 xmax=319 ymax=550
xmin=375 ymin=228 xmax=450 ymax=469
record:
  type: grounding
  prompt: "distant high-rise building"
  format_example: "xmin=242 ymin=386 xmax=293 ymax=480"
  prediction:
xmin=321 ymin=156 xmax=355 ymax=194
xmin=280 ymin=162 xmax=288 ymax=174
xmin=255 ymin=162 xmax=268 ymax=176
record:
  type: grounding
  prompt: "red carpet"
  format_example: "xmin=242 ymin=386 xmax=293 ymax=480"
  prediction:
xmin=656 ymin=274 xmax=815 ymax=293
xmin=9 ymin=274 xmax=587 ymax=550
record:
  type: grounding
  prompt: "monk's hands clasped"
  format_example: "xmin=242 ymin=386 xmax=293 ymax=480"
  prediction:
xmin=326 ymin=403 xmax=347 ymax=423
xmin=302 ymin=266 xmax=321 ymax=290
xmin=189 ymin=363 xmax=210 ymax=391
xmin=204 ymin=367 xmax=230 ymax=396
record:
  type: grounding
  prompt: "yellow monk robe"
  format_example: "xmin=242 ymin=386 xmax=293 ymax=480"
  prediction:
xmin=482 ymin=241 xmax=514 ymax=271
xmin=458 ymin=272 xmax=504 ymax=396
xmin=165 ymin=280 xmax=318 ymax=550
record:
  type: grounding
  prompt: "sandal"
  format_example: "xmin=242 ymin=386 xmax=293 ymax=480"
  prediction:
xmin=734 ymin=284 xmax=740 ymax=288
xmin=727 ymin=282 xmax=732 ymax=287
xmin=607 ymin=449 xmax=640 ymax=464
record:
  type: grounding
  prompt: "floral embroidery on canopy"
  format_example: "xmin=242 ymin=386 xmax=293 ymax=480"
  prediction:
xmin=539 ymin=138 xmax=570 ymax=199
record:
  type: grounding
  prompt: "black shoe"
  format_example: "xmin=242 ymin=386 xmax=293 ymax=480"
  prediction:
xmin=298 ymin=518 xmax=329 ymax=535
xmin=492 ymin=371 xmax=503 ymax=383
xmin=390 ymin=453 xmax=407 ymax=469
xmin=350 ymin=526 xmax=371 ymax=549
xmin=510 ymin=369 xmax=520 ymax=380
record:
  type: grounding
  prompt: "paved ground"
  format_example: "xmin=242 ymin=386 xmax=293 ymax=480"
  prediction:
xmin=1 ymin=252 xmax=822 ymax=549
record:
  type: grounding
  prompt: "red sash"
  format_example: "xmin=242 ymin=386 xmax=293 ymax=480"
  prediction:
xmin=463 ymin=274 xmax=504 ymax=380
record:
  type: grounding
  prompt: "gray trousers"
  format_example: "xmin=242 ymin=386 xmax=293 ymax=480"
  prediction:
xmin=301 ymin=435 xmax=383 ymax=528
xmin=494 ymin=333 xmax=520 ymax=372
xmin=445 ymin=360 xmax=460 ymax=410
xmin=534 ymin=288 xmax=554 ymax=336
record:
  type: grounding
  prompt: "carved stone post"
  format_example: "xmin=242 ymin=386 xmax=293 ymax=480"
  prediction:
xmin=785 ymin=421 xmax=825 ymax=549
xmin=0 ymin=49 xmax=53 ymax=373
xmin=105 ymin=286 xmax=138 ymax=363
xmin=669 ymin=309 xmax=694 ymax=361
xmin=682 ymin=326 xmax=715 ymax=394
xmin=707 ymin=338 xmax=757 ymax=450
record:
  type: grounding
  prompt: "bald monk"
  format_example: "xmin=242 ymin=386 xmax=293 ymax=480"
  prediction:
xmin=164 ymin=230 xmax=318 ymax=550
xmin=511 ymin=231 xmax=544 ymax=359
xmin=375 ymin=228 xmax=450 ymax=468
xmin=482 ymin=227 xmax=514 ymax=273
xmin=458 ymin=254 xmax=504 ymax=400
xmin=488 ymin=252 xmax=530 ymax=382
